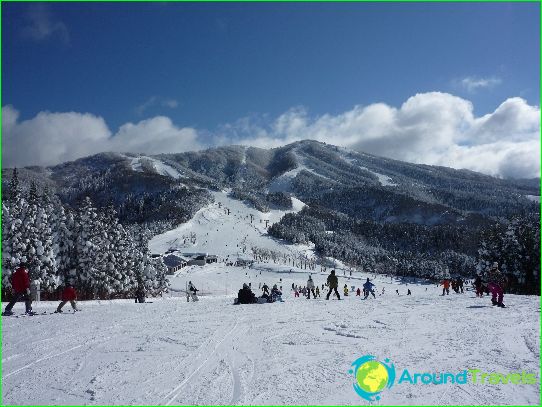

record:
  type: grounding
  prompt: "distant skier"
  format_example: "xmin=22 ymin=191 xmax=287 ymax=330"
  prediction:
xmin=440 ymin=279 xmax=450 ymax=296
xmin=187 ymin=281 xmax=199 ymax=302
xmin=56 ymin=283 xmax=79 ymax=312
xmin=315 ymin=286 xmax=320 ymax=298
xmin=307 ymin=275 xmax=316 ymax=299
xmin=356 ymin=287 xmax=361 ymax=296
xmin=134 ymin=283 xmax=146 ymax=303
xmin=343 ymin=284 xmax=349 ymax=297
xmin=457 ymin=277 xmax=464 ymax=293
xmin=485 ymin=262 xmax=507 ymax=308
xmin=294 ymin=289 xmax=300 ymax=298
xmin=3 ymin=262 xmax=34 ymax=316
xmin=325 ymin=270 xmax=341 ymax=300
xmin=474 ymin=275 xmax=484 ymax=297
xmin=262 ymin=283 xmax=270 ymax=296
xmin=395 ymin=289 xmax=399 ymax=295
xmin=363 ymin=278 xmax=376 ymax=299
xmin=407 ymin=289 xmax=412 ymax=295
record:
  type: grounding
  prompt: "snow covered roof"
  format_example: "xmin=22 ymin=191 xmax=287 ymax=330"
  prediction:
xmin=162 ymin=254 xmax=187 ymax=268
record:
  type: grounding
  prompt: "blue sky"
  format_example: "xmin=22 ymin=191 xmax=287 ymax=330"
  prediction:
xmin=2 ymin=2 xmax=540 ymax=178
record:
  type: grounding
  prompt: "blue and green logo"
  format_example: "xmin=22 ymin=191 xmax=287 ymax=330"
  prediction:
xmin=349 ymin=355 xmax=396 ymax=401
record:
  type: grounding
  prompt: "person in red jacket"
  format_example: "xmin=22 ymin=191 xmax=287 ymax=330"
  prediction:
xmin=56 ymin=283 xmax=79 ymax=313
xmin=2 ymin=263 xmax=33 ymax=316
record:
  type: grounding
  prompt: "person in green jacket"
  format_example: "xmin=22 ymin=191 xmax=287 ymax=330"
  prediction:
xmin=326 ymin=270 xmax=341 ymax=300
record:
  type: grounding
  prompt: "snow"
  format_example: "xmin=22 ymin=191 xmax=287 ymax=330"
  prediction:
xmin=149 ymin=191 xmax=309 ymax=259
xmin=268 ymin=151 xmax=330 ymax=193
xmin=340 ymin=152 xmax=397 ymax=187
xmin=2 ymin=265 xmax=539 ymax=405
xmin=124 ymin=154 xmax=185 ymax=179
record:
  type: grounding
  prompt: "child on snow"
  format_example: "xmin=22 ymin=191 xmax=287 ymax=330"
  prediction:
xmin=56 ymin=283 xmax=79 ymax=313
xmin=440 ymin=279 xmax=450 ymax=295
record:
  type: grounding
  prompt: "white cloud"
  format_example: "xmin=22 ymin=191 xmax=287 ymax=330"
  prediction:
xmin=2 ymin=107 xmax=201 ymax=168
xmin=3 ymin=92 xmax=540 ymax=179
xmin=460 ymin=76 xmax=502 ymax=92
xmin=215 ymin=92 xmax=540 ymax=179
xmin=20 ymin=4 xmax=70 ymax=44
xmin=135 ymin=96 xmax=179 ymax=115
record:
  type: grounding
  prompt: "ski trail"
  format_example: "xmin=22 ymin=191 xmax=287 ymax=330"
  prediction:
xmin=162 ymin=317 xmax=241 ymax=406
xmin=2 ymin=344 xmax=83 ymax=379
xmin=228 ymin=342 xmax=243 ymax=405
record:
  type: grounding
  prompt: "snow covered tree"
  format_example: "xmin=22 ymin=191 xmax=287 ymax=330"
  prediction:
xmin=74 ymin=196 xmax=102 ymax=298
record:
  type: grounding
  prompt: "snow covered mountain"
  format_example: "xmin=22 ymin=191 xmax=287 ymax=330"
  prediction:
xmin=2 ymin=140 xmax=540 ymax=290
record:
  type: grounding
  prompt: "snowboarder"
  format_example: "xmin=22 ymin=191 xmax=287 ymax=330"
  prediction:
xmin=3 ymin=263 xmax=33 ymax=316
xmin=325 ymin=270 xmax=340 ymax=300
xmin=440 ymin=279 xmax=450 ymax=296
xmin=307 ymin=275 xmax=316 ymax=299
xmin=474 ymin=275 xmax=484 ymax=297
xmin=485 ymin=262 xmax=507 ymax=307
xmin=187 ymin=281 xmax=199 ymax=302
xmin=363 ymin=278 xmax=376 ymax=299
xmin=56 ymin=283 xmax=79 ymax=312
xmin=236 ymin=283 xmax=257 ymax=304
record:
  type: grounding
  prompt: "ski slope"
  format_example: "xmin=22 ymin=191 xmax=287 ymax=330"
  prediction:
xmin=149 ymin=190 xmax=310 ymax=259
xmin=2 ymin=264 xmax=539 ymax=405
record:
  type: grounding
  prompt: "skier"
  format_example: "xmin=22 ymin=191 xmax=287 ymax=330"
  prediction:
xmin=307 ymin=275 xmax=316 ymax=299
xmin=474 ymin=275 xmax=483 ymax=297
xmin=407 ymin=289 xmax=412 ymax=295
xmin=440 ymin=279 xmax=450 ymax=296
xmin=261 ymin=283 xmax=270 ymax=296
xmin=236 ymin=283 xmax=257 ymax=304
xmin=457 ymin=277 xmax=464 ymax=294
xmin=356 ymin=287 xmax=361 ymax=296
xmin=294 ymin=289 xmax=300 ymax=298
xmin=325 ymin=270 xmax=341 ymax=300
xmin=3 ymin=262 xmax=34 ymax=316
xmin=56 ymin=283 xmax=79 ymax=312
xmin=134 ymin=281 xmax=146 ymax=303
xmin=363 ymin=278 xmax=376 ymax=299
xmin=485 ymin=262 xmax=507 ymax=307
xmin=315 ymin=286 xmax=320 ymax=298
xmin=187 ymin=281 xmax=199 ymax=302
xmin=395 ymin=289 xmax=399 ymax=295
xmin=343 ymin=284 xmax=349 ymax=296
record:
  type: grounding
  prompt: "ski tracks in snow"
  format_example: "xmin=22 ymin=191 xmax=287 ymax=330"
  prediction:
xmin=161 ymin=316 xmax=244 ymax=405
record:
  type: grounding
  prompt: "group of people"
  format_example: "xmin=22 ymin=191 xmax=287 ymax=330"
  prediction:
xmin=2 ymin=263 xmax=79 ymax=316
xmin=235 ymin=282 xmax=283 ymax=304
xmin=3 ymin=261 xmax=510 ymax=314
xmin=440 ymin=262 xmax=506 ymax=307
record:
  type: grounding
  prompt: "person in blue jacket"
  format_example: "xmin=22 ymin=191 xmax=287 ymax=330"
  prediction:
xmin=363 ymin=278 xmax=376 ymax=299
